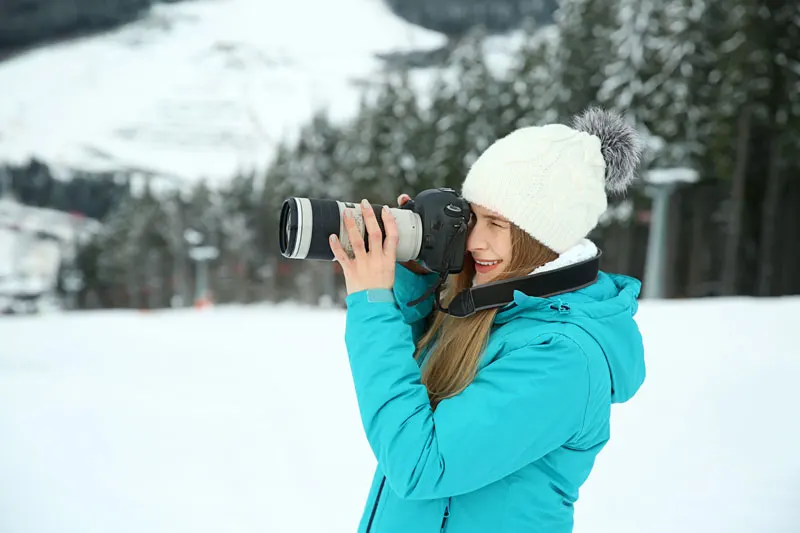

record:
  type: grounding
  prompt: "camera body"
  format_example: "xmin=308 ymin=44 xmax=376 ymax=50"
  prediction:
xmin=399 ymin=188 xmax=471 ymax=274
xmin=278 ymin=188 xmax=472 ymax=275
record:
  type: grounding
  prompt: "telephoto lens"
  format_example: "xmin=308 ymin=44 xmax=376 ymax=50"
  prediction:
xmin=279 ymin=198 xmax=423 ymax=262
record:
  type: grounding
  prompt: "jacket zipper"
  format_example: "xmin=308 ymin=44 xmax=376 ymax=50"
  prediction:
xmin=440 ymin=498 xmax=451 ymax=532
xmin=366 ymin=477 xmax=451 ymax=533
xmin=366 ymin=476 xmax=386 ymax=533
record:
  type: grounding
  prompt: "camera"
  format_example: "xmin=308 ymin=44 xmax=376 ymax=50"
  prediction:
xmin=278 ymin=188 xmax=471 ymax=274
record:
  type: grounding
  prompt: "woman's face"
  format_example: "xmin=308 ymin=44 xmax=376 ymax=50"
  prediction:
xmin=466 ymin=203 xmax=513 ymax=285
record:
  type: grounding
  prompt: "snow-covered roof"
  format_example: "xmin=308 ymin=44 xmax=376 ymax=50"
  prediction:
xmin=0 ymin=196 xmax=102 ymax=239
xmin=644 ymin=167 xmax=700 ymax=185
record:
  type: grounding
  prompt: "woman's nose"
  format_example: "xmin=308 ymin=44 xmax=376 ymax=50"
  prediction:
xmin=466 ymin=226 xmax=486 ymax=252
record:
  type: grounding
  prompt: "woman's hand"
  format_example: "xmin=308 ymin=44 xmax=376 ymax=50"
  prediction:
xmin=329 ymin=199 xmax=399 ymax=295
xmin=396 ymin=193 xmax=432 ymax=275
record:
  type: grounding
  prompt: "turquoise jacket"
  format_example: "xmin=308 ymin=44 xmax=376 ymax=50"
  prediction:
xmin=343 ymin=263 xmax=646 ymax=533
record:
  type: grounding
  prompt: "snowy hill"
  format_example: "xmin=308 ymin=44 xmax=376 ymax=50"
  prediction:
xmin=0 ymin=0 xmax=445 ymax=183
xmin=1 ymin=297 xmax=798 ymax=532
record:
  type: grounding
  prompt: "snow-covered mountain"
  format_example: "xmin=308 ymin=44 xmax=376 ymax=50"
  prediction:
xmin=0 ymin=0 xmax=446 ymax=183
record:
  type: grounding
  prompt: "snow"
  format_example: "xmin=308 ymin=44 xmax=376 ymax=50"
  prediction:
xmin=0 ymin=0 xmax=445 ymax=183
xmin=1 ymin=296 xmax=799 ymax=532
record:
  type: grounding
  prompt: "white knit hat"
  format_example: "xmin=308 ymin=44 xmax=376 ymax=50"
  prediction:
xmin=461 ymin=108 xmax=644 ymax=254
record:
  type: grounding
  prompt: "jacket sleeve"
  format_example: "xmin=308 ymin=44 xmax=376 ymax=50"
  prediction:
xmin=343 ymin=288 xmax=590 ymax=500
xmin=392 ymin=263 xmax=437 ymax=336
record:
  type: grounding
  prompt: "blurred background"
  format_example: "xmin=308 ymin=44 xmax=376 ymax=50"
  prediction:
xmin=0 ymin=1 xmax=798 ymax=533
xmin=0 ymin=0 xmax=797 ymax=312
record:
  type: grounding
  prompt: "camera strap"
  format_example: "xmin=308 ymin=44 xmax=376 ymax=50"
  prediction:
xmin=413 ymin=251 xmax=602 ymax=318
xmin=406 ymin=222 xmax=470 ymax=309
xmin=406 ymin=270 xmax=450 ymax=308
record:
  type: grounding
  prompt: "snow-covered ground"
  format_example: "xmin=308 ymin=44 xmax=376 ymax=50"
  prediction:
xmin=1 ymin=296 xmax=798 ymax=533
xmin=0 ymin=0 xmax=445 ymax=183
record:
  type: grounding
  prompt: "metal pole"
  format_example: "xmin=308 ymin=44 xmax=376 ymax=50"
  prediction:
xmin=642 ymin=184 xmax=673 ymax=299
xmin=195 ymin=259 xmax=207 ymax=304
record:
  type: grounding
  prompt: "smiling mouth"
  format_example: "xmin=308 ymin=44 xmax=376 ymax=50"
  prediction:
xmin=473 ymin=258 xmax=502 ymax=273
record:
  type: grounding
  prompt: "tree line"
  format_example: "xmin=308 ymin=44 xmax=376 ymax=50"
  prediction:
xmin=3 ymin=0 xmax=798 ymax=309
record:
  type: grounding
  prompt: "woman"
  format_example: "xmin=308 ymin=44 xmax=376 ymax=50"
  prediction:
xmin=329 ymin=108 xmax=646 ymax=533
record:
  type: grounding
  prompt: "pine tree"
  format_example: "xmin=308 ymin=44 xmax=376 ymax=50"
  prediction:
xmin=417 ymin=71 xmax=467 ymax=191
xmin=745 ymin=0 xmax=800 ymax=295
xmin=416 ymin=35 xmax=493 ymax=193
xmin=450 ymin=28 xmax=504 ymax=167
xmin=218 ymin=172 xmax=258 ymax=303
xmin=505 ymin=19 xmax=562 ymax=128
xmin=260 ymin=142 xmax=292 ymax=252
xmin=94 ymin=187 xmax=141 ymax=307
xmin=379 ymin=71 xmax=427 ymax=199
xmin=280 ymin=110 xmax=349 ymax=200
xmin=552 ymin=0 xmax=618 ymax=119
xmin=346 ymin=79 xmax=416 ymax=204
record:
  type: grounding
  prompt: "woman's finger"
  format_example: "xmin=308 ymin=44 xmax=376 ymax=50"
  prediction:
xmin=381 ymin=205 xmax=399 ymax=261
xmin=360 ymin=199 xmax=383 ymax=255
xmin=397 ymin=193 xmax=411 ymax=206
xmin=343 ymin=208 xmax=366 ymax=260
xmin=328 ymin=234 xmax=351 ymax=267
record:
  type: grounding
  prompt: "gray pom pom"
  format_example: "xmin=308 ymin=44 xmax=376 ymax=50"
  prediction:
xmin=571 ymin=107 xmax=643 ymax=194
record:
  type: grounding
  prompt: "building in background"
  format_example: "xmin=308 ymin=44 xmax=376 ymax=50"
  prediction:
xmin=0 ymin=195 xmax=101 ymax=314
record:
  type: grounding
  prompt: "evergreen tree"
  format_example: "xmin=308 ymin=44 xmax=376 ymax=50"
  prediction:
xmin=184 ymin=181 xmax=222 ymax=241
xmin=504 ymin=20 xmax=562 ymax=129
xmin=414 ymin=37 xmax=495 ymax=193
xmin=745 ymin=0 xmax=800 ymax=295
xmin=378 ymin=71 xmax=428 ymax=198
xmin=219 ymin=172 xmax=259 ymax=302
xmin=258 ymin=143 xmax=296 ymax=300
xmin=260 ymin=142 xmax=293 ymax=253
xmin=347 ymin=80 xmax=418 ymax=203
xmin=94 ymin=188 xmax=140 ymax=306
xmin=416 ymin=72 xmax=467 ymax=191
xmin=450 ymin=28 xmax=503 ymax=167
xmin=552 ymin=0 xmax=617 ymax=118
xmin=290 ymin=110 xmax=350 ymax=199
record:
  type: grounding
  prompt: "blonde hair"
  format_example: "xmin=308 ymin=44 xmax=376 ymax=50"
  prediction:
xmin=414 ymin=225 xmax=558 ymax=409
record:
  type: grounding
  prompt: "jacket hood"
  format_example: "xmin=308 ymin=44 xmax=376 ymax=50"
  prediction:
xmin=495 ymin=262 xmax=646 ymax=404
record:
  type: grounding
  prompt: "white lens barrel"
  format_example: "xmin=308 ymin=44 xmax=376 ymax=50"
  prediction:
xmin=292 ymin=197 xmax=314 ymax=259
xmin=335 ymin=202 xmax=422 ymax=262
xmin=391 ymin=208 xmax=423 ymax=262
xmin=280 ymin=197 xmax=423 ymax=263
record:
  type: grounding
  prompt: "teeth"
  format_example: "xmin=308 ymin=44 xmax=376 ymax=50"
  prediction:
xmin=475 ymin=260 xmax=500 ymax=266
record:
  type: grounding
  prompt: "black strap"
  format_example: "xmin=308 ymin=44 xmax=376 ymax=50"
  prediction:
xmin=407 ymin=270 xmax=448 ymax=307
xmin=436 ymin=251 xmax=602 ymax=318
xmin=406 ymin=222 xmax=469 ymax=308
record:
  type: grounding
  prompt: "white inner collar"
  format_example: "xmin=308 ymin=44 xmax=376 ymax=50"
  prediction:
xmin=470 ymin=239 xmax=599 ymax=287
xmin=530 ymin=239 xmax=599 ymax=275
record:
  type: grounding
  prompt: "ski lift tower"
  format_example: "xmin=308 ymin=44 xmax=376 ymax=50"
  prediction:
xmin=184 ymin=228 xmax=219 ymax=308
xmin=642 ymin=167 xmax=700 ymax=299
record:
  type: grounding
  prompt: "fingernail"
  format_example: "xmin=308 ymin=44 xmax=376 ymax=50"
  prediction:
xmin=361 ymin=199 xmax=369 ymax=207
xmin=383 ymin=205 xmax=389 ymax=212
